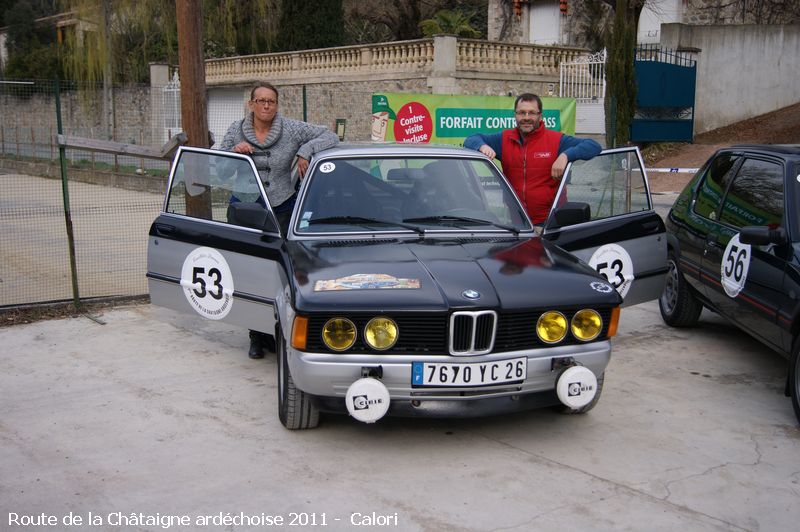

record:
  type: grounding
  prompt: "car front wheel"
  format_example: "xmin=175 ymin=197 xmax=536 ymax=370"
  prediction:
xmin=277 ymin=326 xmax=319 ymax=430
xmin=659 ymin=251 xmax=702 ymax=327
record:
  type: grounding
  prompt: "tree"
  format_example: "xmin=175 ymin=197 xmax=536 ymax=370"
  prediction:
xmin=58 ymin=0 xmax=278 ymax=84
xmin=573 ymin=0 xmax=613 ymax=52
xmin=420 ymin=9 xmax=482 ymax=38
xmin=343 ymin=0 xmax=487 ymax=44
xmin=603 ymin=0 xmax=644 ymax=147
xmin=277 ymin=0 xmax=344 ymax=51
xmin=204 ymin=0 xmax=277 ymax=57
xmin=2 ymin=0 xmax=62 ymax=79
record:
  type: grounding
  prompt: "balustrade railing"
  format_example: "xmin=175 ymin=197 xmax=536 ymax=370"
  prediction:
xmin=205 ymin=38 xmax=586 ymax=84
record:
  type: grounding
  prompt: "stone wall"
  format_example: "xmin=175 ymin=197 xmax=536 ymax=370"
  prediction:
xmin=0 ymin=83 xmax=156 ymax=149
xmin=661 ymin=23 xmax=800 ymax=133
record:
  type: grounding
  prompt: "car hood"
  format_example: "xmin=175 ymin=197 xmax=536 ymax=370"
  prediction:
xmin=286 ymin=237 xmax=622 ymax=312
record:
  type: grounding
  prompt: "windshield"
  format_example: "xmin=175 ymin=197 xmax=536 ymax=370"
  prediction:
xmin=295 ymin=156 xmax=532 ymax=234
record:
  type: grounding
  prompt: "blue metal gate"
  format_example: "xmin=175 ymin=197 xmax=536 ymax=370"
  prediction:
xmin=631 ymin=45 xmax=696 ymax=142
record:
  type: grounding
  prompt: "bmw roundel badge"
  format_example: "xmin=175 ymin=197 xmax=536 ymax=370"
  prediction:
xmin=590 ymin=281 xmax=614 ymax=294
xmin=462 ymin=289 xmax=481 ymax=300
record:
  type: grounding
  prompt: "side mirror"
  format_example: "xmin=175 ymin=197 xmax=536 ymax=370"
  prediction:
xmin=226 ymin=202 xmax=279 ymax=232
xmin=739 ymin=226 xmax=788 ymax=246
xmin=549 ymin=201 xmax=591 ymax=228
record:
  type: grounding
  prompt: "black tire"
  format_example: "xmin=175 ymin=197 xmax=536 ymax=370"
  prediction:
xmin=790 ymin=342 xmax=800 ymax=425
xmin=277 ymin=326 xmax=319 ymax=430
xmin=554 ymin=372 xmax=604 ymax=414
xmin=659 ymin=251 xmax=703 ymax=327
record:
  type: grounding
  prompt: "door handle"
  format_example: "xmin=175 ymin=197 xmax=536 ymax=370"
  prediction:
xmin=642 ymin=220 xmax=660 ymax=231
xmin=154 ymin=223 xmax=176 ymax=235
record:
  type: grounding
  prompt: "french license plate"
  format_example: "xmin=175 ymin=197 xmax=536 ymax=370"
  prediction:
xmin=411 ymin=357 xmax=527 ymax=387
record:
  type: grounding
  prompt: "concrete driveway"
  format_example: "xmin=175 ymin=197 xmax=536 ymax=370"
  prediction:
xmin=1 ymin=298 xmax=798 ymax=532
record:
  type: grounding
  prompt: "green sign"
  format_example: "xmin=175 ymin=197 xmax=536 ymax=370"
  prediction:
xmin=370 ymin=93 xmax=577 ymax=145
xmin=436 ymin=108 xmax=561 ymax=137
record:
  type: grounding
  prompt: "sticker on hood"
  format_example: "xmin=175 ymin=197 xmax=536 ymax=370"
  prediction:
xmin=314 ymin=273 xmax=420 ymax=291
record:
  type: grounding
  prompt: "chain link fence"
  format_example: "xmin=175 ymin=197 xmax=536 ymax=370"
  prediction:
xmin=0 ymin=80 xmax=379 ymax=308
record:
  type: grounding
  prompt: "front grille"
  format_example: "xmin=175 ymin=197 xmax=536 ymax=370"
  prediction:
xmin=304 ymin=307 xmax=613 ymax=355
xmin=450 ymin=311 xmax=497 ymax=355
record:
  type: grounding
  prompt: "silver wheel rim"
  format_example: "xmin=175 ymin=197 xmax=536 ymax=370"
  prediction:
xmin=661 ymin=259 xmax=680 ymax=314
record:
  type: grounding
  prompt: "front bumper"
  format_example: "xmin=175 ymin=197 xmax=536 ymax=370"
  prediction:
xmin=287 ymin=341 xmax=611 ymax=416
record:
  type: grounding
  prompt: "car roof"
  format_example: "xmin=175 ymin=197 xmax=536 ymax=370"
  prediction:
xmin=314 ymin=142 xmax=485 ymax=159
xmin=726 ymin=144 xmax=800 ymax=158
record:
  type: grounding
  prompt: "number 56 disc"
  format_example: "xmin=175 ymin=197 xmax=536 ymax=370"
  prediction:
xmin=721 ymin=234 xmax=751 ymax=298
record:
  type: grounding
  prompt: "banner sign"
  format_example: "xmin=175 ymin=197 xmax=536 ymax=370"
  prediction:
xmin=371 ymin=93 xmax=577 ymax=145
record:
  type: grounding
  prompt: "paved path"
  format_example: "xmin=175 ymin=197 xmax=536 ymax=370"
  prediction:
xmin=1 ymin=301 xmax=798 ymax=531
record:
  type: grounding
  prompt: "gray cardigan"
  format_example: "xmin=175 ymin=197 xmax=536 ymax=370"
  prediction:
xmin=218 ymin=112 xmax=339 ymax=206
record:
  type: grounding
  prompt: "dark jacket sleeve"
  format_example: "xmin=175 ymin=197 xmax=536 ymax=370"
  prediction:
xmin=558 ymin=135 xmax=602 ymax=162
xmin=464 ymin=132 xmax=504 ymax=159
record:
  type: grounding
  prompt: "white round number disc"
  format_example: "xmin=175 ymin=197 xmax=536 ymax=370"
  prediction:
xmin=588 ymin=244 xmax=634 ymax=298
xmin=319 ymin=162 xmax=336 ymax=173
xmin=180 ymin=247 xmax=235 ymax=319
xmin=721 ymin=234 xmax=751 ymax=298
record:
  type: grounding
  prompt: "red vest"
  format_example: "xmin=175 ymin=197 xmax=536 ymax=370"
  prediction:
xmin=501 ymin=126 xmax=562 ymax=224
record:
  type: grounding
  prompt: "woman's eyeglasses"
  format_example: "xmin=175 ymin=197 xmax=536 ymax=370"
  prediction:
xmin=252 ymin=98 xmax=278 ymax=107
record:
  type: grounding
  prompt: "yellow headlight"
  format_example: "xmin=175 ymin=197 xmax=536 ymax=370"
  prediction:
xmin=364 ymin=317 xmax=398 ymax=350
xmin=322 ymin=318 xmax=356 ymax=351
xmin=536 ymin=311 xmax=567 ymax=344
xmin=571 ymin=309 xmax=603 ymax=341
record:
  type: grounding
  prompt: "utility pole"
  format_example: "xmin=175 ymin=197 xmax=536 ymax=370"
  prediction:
xmin=176 ymin=0 xmax=209 ymax=149
xmin=176 ymin=0 xmax=211 ymax=218
xmin=101 ymin=0 xmax=114 ymax=140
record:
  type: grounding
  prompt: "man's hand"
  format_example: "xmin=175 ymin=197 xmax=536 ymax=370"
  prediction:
xmin=551 ymin=153 xmax=569 ymax=179
xmin=297 ymin=156 xmax=309 ymax=178
xmin=479 ymin=144 xmax=496 ymax=160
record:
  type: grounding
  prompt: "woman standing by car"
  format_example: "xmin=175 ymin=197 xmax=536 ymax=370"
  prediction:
xmin=219 ymin=81 xmax=338 ymax=359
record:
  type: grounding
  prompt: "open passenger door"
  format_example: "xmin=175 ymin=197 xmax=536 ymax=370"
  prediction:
xmin=541 ymin=146 xmax=667 ymax=307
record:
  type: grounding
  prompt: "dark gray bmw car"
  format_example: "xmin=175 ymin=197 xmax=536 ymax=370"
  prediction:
xmin=147 ymin=143 xmax=666 ymax=429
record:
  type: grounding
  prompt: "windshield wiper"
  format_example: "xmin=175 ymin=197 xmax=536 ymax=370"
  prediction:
xmin=402 ymin=215 xmax=520 ymax=235
xmin=308 ymin=216 xmax=424 ymax=236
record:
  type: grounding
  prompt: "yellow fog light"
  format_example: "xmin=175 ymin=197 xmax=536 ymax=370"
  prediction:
xmin=571 ymin=309 xmax=603 ymax=341
xmin=364 ymin=317 xmax=398 ymax=350
xmin=536 ymin=311 xmax=567 ymax=344
xmin=322 ymin=318 xmax=356 ymax=351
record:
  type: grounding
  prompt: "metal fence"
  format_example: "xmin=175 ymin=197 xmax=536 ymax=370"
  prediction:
xmin=0 ymin=79 xmax=376 ymax=308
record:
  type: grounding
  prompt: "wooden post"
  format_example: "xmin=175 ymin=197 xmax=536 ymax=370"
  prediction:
xmin=139 ymin=128 xmax=145 ymax=173
xmin=113 ymin=124 xmax=119 ymax=172
xmin=90 ymin=127 xmax=95 ymax=169
xmin=30 ymin=127 xmax=35 ymax=159
xmin=176 ymin=0 xmax=211 ymax=219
